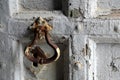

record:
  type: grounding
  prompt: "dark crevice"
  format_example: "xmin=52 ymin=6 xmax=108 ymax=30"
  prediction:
xmin=33 ymin=53 xmax=38 ymax=67
xmin=69 ymin=3 xmax=72 ymax=6
xmin=53 ymin=0 xmax=62 ymax=10
xmin=70 ymin=11 xmax=73 ymax=17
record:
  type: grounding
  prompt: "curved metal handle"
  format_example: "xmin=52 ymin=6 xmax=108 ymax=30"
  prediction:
xmin=25 ymin=17 xmax=60 ymax=64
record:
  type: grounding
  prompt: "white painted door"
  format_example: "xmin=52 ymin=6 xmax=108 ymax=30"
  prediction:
xmin=0 ymin=0 xmax=120 ymax=80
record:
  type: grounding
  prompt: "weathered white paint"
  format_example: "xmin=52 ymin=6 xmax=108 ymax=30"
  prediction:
xmin=97 ymin=0 xmax=120 ymax=16
xmin=1 ymin=0 xmax=120 ymax=80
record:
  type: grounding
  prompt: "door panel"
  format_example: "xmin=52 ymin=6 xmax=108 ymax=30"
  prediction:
xmin=96 ymin=43 xmax=120 ymax=80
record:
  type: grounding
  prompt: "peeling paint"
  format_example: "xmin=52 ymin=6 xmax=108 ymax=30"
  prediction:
xmin=69 ymin=9 xmax=82 ymax=18
xmin=110 ymin=61 xmax=119 ymax=72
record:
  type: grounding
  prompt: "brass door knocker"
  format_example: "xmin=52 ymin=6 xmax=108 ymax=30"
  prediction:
xmin=25 ymin=17 xmax=60 ymax=65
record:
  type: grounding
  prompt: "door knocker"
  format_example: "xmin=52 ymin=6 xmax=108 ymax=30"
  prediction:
xmin=25 ymin=17 xmax=60 ymax=65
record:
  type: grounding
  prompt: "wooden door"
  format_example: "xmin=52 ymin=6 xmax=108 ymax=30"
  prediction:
xmin=0 ymin=0 xmax=120 ymax=80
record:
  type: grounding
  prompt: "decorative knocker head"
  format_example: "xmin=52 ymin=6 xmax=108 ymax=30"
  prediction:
xmin=30 ymin=17 xmax=53 ymax=31
xmin=25 ymin=17 xmax=60 ymax=65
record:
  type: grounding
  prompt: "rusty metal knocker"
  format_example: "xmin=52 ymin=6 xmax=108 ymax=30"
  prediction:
xmin=25 ymin=17 xmax=60 ymax=65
